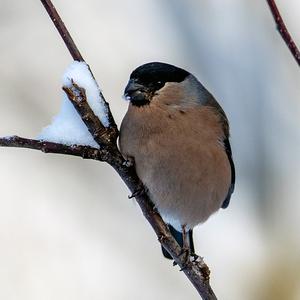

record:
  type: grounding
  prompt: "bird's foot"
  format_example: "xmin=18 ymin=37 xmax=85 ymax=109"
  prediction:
xmin=179 ymin=247 xmax=191 ymax=271
xmin=191 ymin=252 xmax=199 ymax=262
xmin=172 ymin=247 xmax=191 ymax=270
xmin=173 ymin=251 xmax=202 ymax=270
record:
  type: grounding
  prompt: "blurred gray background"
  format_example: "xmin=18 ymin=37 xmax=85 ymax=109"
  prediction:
xmin=0 ymin=0 xmax=299 ymax=299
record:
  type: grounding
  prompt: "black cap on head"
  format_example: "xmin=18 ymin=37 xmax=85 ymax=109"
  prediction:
xmin=130 ymin=62 xmax=189 ymax=85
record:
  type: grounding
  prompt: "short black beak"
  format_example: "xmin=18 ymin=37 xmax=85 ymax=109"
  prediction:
xmin=124 ymin=79 xmax=146 ymax=101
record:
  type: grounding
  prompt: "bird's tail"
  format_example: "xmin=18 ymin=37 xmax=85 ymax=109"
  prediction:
xmin=161 ymin=225 xmax=195 ymax=259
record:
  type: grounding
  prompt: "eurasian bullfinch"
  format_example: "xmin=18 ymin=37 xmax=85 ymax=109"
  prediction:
xmin=119 ymin=62 xmax=235 ymax=259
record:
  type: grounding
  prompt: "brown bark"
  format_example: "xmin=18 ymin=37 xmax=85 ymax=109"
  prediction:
xmin=0 ymin=136 xmax=107 ymax=161
xmin=266 ymin=0 xmax=300 ymax=66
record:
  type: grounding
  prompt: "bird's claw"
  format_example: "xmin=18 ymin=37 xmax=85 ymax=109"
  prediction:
xmin=191 ymin=253 xmax=199 ymax=262
xmin=179 ymin=251 xmax=190 ymax=271
xmin=172 ymin=247 xmax=191 ymax=271
xmin=173 ymin=251 xmax=200 ymax=270
xmin=128 ymin=185 xmax=146 ymax=199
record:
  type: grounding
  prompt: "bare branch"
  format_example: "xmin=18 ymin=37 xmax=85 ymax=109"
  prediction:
xmin=40 ymin=0 xmax=83 ymax=62
xmin=0 ymin=136 xmax=110 ymax=161
xmin=266 ymin=0 xmax=300 ymax=66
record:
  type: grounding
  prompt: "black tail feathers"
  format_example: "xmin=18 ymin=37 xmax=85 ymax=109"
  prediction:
xmin=162 ymin=225 xmax=195 ymax=259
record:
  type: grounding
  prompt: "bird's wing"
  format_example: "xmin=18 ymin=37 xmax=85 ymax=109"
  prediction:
xmin=221 ymin=137 xmax=235 ymax=209
xmin=205 ymin=95 xmax=235 ymax=209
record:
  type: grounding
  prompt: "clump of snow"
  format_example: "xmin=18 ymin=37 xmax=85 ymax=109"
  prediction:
xmin=63 ymin=61 xmax=109 ymax=127
xmin=38 ymin=96 xmax=99 ymax=148
xmin=38 ymin=61 xmax=109 ymax=148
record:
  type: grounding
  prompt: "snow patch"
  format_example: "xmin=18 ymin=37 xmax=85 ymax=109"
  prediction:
xmin=38 ymin=61 xmax=109 ymax=148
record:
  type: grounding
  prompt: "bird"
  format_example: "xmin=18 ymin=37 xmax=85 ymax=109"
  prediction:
xmin=119 ymin=62 xmax=235 ymax=260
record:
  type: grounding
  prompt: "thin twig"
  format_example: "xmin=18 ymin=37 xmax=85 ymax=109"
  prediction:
xmin=266 ymin=0 xmax=300 ymax=66
xmin=0 ymin=136 xmax=109 ymax=161
xmin=40 ymin=0 xmax=83 ymax=61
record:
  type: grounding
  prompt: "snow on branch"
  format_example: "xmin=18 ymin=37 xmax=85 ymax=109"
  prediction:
xmin=39 ymin=62 xmax=115 ymax=148
xmin=63 ymin=62 xmax=110 ymax=127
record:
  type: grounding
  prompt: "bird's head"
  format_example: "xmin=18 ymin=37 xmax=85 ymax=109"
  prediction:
xmin=124 ymin=62 xmax=191 ymax=107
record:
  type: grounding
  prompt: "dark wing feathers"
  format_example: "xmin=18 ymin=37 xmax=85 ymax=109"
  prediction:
xmin=206 ymin=96 xmax=235 ymax=209
xmin=221 ymin=138 xmax=235 ymax=209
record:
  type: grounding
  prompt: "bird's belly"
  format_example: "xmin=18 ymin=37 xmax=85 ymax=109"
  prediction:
xmin=135 ymin=140 xmax=231 ymax=231
xmin=119 ymin=105 xmax=232 ymax=231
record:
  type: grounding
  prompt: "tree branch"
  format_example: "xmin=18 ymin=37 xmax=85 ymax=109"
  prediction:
xmin=0 ymin=136 xmax=109 ymax=161
xmin=40 ymin=0 xmax=83 ymax=62
xmin=0 ymin=1 xmax=219 ymax=299
xmin=266 ymin=0 xmax=300 ymax=66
